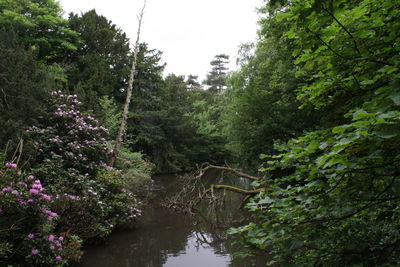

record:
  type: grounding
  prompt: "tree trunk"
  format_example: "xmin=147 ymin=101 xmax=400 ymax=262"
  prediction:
xmin=109 ymin=1 xmax=146 ymax=166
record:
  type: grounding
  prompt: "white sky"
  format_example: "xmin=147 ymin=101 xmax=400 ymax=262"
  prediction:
xmin=58 ymin=0 xmax=261 ymax=82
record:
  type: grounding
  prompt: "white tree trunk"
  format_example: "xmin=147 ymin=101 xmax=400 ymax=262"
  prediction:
xmin=109 ymin=1 xmax=146 ymax=166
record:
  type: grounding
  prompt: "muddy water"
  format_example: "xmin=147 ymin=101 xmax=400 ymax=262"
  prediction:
xmin=78 ymin=171 xmax=267 ymax=267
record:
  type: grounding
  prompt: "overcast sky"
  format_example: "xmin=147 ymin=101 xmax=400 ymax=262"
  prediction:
xmin=58 ymin=0 xmax=261 ymax=82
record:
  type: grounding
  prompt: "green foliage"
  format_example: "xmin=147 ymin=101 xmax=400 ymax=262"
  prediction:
xmin=99 ymin=96 xmax=122 ymax=140
xmin=125 ymin=43 xmax=165 ymax=163
xmin=67 ymin=10 xmax=131 ymax=114
xmin=130 ymin=72 xmax=229 ymax=173
xmin=236 ymin=107 xmax=400 ymax=265
xmin=156 ymin=74 xmax=202 ymax=172
xmin=95 ymin=168 xmax=142 ymax=228
xmin=124 ymin=47 xmax=227 ymax=173
xmin=114 ymin=148 xmax=153 ymax=195
xmin=116 ymin=149 xmax=153 ymax=175
xmin=0 ymin=27 xmax=54 ymax=151
xmin=230 ymin=0 xmax=400 ymax=265
xmin=278 ymin=0 xmax=400 ymax=111
xmin=222 ymin=13 xmax=319 ymax=168
xmin=0 ymin=0 xmax=79 ymax=62
xmin=189 ymin=92 xmax=230 ymax=164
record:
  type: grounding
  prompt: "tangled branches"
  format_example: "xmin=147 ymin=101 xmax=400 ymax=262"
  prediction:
xmin=164 ymin=164 xmax=266 ymax=214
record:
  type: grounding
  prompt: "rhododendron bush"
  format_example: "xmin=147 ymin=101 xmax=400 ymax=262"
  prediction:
xmin=1 ymin=91 xmax=142 ymax=266
xmin=0 ymin=163 xmax=81 ymax=266
xmin=27 ymin=90 xmax=111 ymax=181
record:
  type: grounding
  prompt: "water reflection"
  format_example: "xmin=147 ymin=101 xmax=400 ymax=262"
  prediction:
xmin=164 ymin=232 xmax=230 ymax=267
xmin=78 ymin=172 xmax=267 ymax=267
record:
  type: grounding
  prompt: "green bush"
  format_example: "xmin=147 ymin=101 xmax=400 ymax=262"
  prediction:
xmin=115 ymin=148 xmax=154 ymax=195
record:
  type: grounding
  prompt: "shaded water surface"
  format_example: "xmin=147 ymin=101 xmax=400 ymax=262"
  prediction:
xmin=79 ymin=172 xmax=267 ymax=267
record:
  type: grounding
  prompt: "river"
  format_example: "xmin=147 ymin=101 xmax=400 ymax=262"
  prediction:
xmin=78 ymin=171 xmax=267 ymax=267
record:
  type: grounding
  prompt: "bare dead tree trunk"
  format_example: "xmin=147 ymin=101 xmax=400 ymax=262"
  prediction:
xmin=109 ymin=0 xmax=147 ymax=166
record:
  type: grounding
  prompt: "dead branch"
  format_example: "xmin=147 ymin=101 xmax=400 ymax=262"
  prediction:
xmin=164 ymin=164 xmax=266 ymax=214
xmin=0 ymin=224 xmax=19 ymax=233
xmin=8 ymin=138 xmax=23 ymax=165
xmin=212 ymin=184 xmax=264 ymax=194
xmin=198 ymin=164 xmax=260 ymax=181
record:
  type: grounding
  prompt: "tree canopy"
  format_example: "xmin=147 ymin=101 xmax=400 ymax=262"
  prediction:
xmin=227 ymin=0 xmax=400 ymax=265
xmin=0 ymin=0 xmax=79 ymax=62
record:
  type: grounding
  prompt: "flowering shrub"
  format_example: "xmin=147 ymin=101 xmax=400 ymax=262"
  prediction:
xmin=23 ymin=91 xmax=142 ymax=244
xmin=50 ymin=170 xmax=141 ymax=241
xmin=0 ymin=163 xmax=82 ymax=266
xmin=96 ymin=169 xmax=142 ymax=227
xmin=27 ymin=90 xmax=111 ymax=183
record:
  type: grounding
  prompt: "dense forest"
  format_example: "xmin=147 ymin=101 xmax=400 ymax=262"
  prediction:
xmin=1 ymin=0 xmax=399 ymax=266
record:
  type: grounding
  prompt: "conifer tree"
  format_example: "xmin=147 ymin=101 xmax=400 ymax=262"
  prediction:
xmin=203 ymin=54 xmax=229 ymax=93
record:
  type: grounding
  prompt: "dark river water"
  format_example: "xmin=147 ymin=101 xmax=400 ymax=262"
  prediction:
xmin=78 ymin=171 xmax=267 ymax=267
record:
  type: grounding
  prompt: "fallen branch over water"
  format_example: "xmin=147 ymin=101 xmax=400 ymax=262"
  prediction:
xmin=212 ymin=184 xmax=263 ymax=194
xmin=164 ymin=164 xmax=265 ymax=214
xmin=199 ymin=164 xmax=260 ymax=181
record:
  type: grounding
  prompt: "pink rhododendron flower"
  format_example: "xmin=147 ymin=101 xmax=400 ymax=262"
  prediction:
xmin=29 ymin=189 xmax=39 ymax=195
xmin=5 ymin=162 xmax=17 ymax=168
xmin=32 ymin=183 xmax=42 ymax=190
xmin=42 ymin=194 xmax=51 ymax=201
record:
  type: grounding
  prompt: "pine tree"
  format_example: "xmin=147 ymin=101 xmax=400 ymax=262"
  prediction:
xmin=203 ymin=54 xmax=229 ymax=93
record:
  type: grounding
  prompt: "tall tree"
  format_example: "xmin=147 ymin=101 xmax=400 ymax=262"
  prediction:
xmin=67 ymin=9 xmax=131 ymax=114
xmin=203 ymin=54 xmax=230 ymax=93
xmin=222 ymin=16 xmax=319 ymax=168
xmin=0 ymin=27 xmax=54 ymax=150
xmin=110 ymin=1 xmax=146 ymax=166
xmin=156 ymin=74 xmax=197 ymax=171
xmin=124 ymin=43 xmax=165 ymax=168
